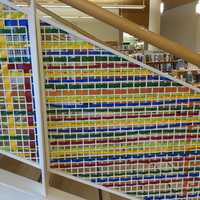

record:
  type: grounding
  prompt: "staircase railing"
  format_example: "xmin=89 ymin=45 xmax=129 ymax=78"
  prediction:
xmin=1 ymin=0 xmax=200 ymax=200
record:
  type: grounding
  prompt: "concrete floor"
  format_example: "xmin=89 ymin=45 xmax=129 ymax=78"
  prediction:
xmin=0 ymin=183 xmax=87 ymax=200
xmin=0 ymin=184 xmax=40 ymax=200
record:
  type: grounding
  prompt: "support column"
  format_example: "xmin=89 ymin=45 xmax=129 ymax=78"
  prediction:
xmin=148 ymin=0 xmax=161 ymax=51
xmin=196 ymin=14 xmax=200 ymax=52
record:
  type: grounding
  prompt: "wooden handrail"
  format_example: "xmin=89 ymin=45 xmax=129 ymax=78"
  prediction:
xmin=58 ymin=0 xmax=200 ymax=67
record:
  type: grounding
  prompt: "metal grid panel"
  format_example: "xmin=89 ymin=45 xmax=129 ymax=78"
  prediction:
xmin=0 ymin=4 xmax=39 ymax=162
xmin=41 ymin=21 xmax=200 ymax=199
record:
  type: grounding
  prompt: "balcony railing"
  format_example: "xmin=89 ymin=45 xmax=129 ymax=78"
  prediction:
xmin=0 ymin=1 xmax=200 ymax=200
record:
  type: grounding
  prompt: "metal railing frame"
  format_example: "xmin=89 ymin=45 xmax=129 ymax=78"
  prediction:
xmin=1 ymin=1 xmax=200 ymax=200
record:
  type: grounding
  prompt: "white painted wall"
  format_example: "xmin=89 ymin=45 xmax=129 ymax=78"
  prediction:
xmin=72 ymin=20 xmax=119 ymax=42
xmin=196 ymin=11 xmax=200 ymax=52
xmin=161 ymin=1 xmax=199 ymax=51
xmin=46 ymin=7 xmax=120 ymax=42
xmin=149 ymin=0 xmax=161 ymax=35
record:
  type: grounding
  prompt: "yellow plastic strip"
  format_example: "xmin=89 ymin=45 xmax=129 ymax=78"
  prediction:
xmin=46 ymin=93 xmax=200 ymax=103
xmin=0 ymin=42 xmax=28 ymax=49
xmin=50 ymin=145 xmax=200 ymax=157
xmin=45 ymin=68 xmax=151 ymax=77
xmin=42 ymin=42 xmax=94 ymax=49
xmin=48 ymin=116 xmax=200 ymax=129
xmin=0 ymin=12 xmax=25 ymax=19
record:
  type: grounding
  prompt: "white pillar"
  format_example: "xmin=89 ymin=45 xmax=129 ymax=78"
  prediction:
xmin=148 ymin=0 xmax=161 ymax=51
xmin=29 ymin=0 xmax=49 ymax=196
xmin=196 ymin=14 xmax=200 ymax=52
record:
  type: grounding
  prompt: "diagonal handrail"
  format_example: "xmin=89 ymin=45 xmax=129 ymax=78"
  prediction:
xmin=58 ymin=0 xmax=200 ymax=67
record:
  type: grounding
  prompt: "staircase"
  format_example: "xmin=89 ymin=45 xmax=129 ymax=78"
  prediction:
xmin=1 ymin=1 xmax=200 ymax=200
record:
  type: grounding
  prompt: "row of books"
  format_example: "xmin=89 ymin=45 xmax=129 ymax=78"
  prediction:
xmin=132 ymin=52 xmax=200 ymax=86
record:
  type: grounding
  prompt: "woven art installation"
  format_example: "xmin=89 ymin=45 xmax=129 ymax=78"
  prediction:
xmin=0 ymin=4 xmax=39 ymax=162
xmin=1 ymin=4 xmax=200 ymax=199
xmin=41 ymin=21 xmax=200 ymax=200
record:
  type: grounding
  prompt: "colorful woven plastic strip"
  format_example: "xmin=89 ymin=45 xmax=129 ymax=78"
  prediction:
xmin=0 ymin=4 xmax=39 ymax=162
xmin=41 ymin=20 xmax=200 ymax=200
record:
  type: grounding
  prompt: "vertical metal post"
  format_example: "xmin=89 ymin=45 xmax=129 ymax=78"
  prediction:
xmin=28 ymin=0 xmax=49 ymax=196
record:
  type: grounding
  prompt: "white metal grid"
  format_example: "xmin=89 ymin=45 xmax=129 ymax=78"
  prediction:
xmin=0 ymin=1 xmax=200 ymax=200
xmin=40 ymin=18 xmax=200 ymax=200
xmin=0 ymin=2 xmax=39 ymax=162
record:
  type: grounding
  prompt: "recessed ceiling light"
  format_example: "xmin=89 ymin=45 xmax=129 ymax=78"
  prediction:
xmin=196 ymin=0 xmax=200 ymax=14
xmin=160 ymin=2 xmax=165 ymax=14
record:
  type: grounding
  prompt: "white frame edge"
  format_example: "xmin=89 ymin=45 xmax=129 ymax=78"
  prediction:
xmin=28 ymin=0 xmax=49 ymax=196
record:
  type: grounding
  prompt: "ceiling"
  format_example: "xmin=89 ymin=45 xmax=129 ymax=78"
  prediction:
xmin=12 ymin=0 xmax=197 ymax=9
xmin=10 ymin=0 xmax=196 ymax=31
